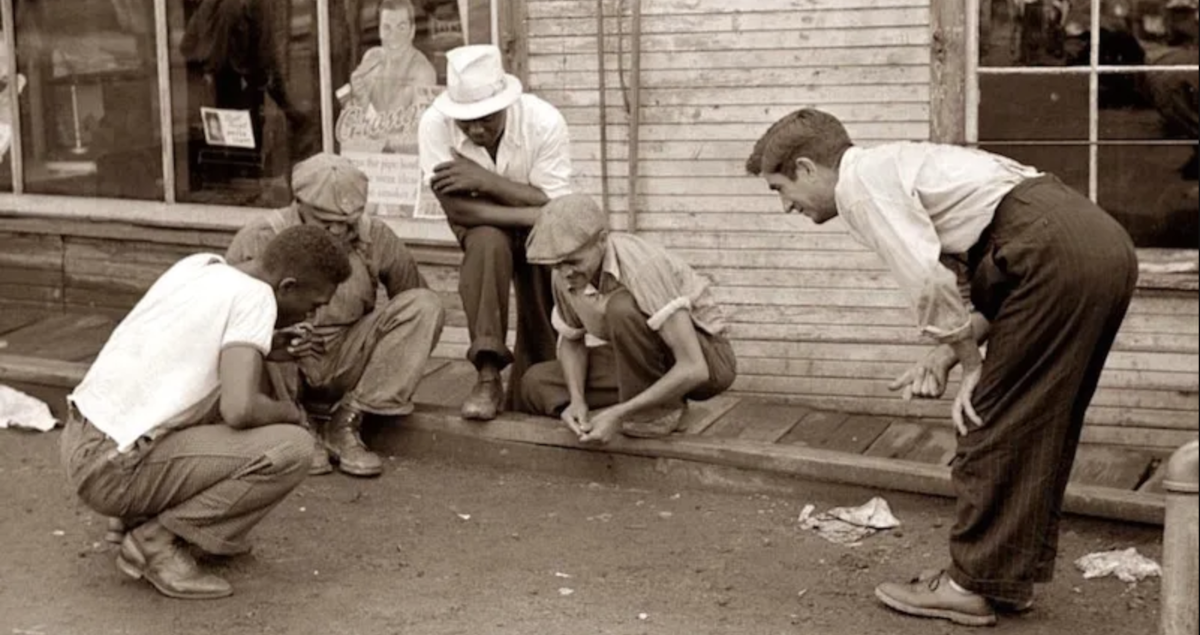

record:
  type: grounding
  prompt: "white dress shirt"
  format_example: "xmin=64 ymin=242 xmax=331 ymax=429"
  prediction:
xmin=418 ymin=93 xmax=573 ymax=199
xmin=835 ymin=142 xmax=1042 ymax=342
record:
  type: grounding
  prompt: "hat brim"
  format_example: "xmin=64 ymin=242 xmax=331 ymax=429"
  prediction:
xmin=433 ymin=75 xmax=524 ymax=120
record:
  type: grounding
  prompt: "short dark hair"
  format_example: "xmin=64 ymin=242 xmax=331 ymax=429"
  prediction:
xmin=746 ymin=109 xmax=854 ymax=178
xmin=379 ymin=0 xmax=416 ymax=20
xmin=261 ymin=225 xmax=352 ymax=288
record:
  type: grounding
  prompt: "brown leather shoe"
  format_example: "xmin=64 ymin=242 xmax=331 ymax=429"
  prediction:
xmin=621 ymin=404 xmax=689 ymax=439
xmin=116 ymin=528 xmax=233 ymax=600
xmin=461 ymin=378 xmax=503 ymax=421
xmin=875 ymin=570 xmax=997 ymax=627
xmin=323 ymin=406 xmax=383 ymax=477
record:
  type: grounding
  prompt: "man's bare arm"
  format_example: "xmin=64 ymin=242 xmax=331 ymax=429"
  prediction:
xmin=436 ymin=192 xmax=543 ymax=229
xmin=218 ymin=346 xmax=303 ymax=429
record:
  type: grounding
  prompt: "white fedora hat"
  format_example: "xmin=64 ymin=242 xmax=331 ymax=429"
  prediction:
xmin=433 ymin=45 xmax=523 ymax=120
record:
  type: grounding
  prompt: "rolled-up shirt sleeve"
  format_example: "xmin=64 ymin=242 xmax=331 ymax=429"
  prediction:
xmin=528 ymin=109 xmax=573 ymax=200
xmin=418 ymin=108 xmax=455 ymax=187
xmin=550 ymin=275 xmax=586 ymax=340
xmin=845 ymin=198 xmax=973 ymax=343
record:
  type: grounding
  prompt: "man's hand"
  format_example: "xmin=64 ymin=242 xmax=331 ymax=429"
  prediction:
xmin=578 ymin=407 xmax=623 ymax=445
xmin=269 ymin=323 xmax=324 ymax=361
xmin=561 ymin=400 xmax=590 ymax=437
xmin=431 ymin=149 xmax=498 ymax=197
xmin=889 ymin=345 xmax=956 ymax=401
xmin=950 ymin=340 xmax=985 ymax=436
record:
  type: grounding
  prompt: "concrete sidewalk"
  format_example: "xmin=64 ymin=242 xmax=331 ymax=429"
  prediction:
xmin=0 ymin=306 xmax=1173 ymax=525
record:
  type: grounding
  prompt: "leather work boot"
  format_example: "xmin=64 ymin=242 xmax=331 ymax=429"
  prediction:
xmin=115 ymin=521 xmax=233 ymax=600
xmin=875 ymin=570 xmax=997 ymax=627
xmin=323 ymin=405 xmax=383 ymax=477
xmin=308 ymin=430 xmax=333 ymax=476
xmin=460 ymin=377 xmax=503 ymax=421
xmin=621 ymin=404 xmax=689 ymax=439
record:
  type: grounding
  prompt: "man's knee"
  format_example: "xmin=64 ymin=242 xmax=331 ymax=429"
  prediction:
xmin=383 ymin=288 xmax=446 ymax=324
xmin=520 ymin=361 xmax=566 ymax=416
xmin=263 ymin=426 xmax=315 ymax=478
xmin=462 ymin=226 xmax=513 ymax=260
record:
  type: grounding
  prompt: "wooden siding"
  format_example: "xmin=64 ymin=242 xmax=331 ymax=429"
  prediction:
xmin=520 ymin=0 xmax=1198 ymax=449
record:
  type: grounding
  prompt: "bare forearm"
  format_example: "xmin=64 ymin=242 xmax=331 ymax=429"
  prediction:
xmin=228 ymin=395 xmax=301 ymax=430
xmin=480 ymin=177 xmax=551 ymax=208
xmin=937 ymin=312 xmax=991 ymax=369
xmin=437 ymin=193 xmax=541 ymax=229
xmin=558 ymin=338 xmax=590 ymax=404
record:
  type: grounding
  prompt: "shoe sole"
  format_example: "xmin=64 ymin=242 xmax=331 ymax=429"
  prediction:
xmin=874 ymin=588 xmax=997 ymax=627
xmin=116 ymin=551 xmax=233 ymax=600
xmin=326 ymin=453 xmax=383 ymax=478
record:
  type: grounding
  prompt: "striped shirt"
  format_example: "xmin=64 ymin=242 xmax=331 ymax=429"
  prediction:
xmin=551 ymin=233 xmax=726 ymax=342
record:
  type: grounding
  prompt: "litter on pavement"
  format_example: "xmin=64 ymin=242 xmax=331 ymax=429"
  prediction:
xmin=1074 ymin=548 xmax=1163 ymax=583
xmin=798 ymin=497 xmax=901 ymax=546
xmin=0 ymin=384 xmax=57 ymax=432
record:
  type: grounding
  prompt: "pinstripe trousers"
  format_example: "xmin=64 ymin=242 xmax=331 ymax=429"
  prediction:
xmin=60 ymin=409 xmax=312 ymax=556
xmin=949 ymin=175 xmax=1138 ymax=604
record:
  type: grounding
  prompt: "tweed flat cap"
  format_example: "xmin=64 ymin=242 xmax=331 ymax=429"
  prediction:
xmin=292 ymin=153 xmax=369 ymax=216
xmin=526 ymin=194 xmax=609 ymax=265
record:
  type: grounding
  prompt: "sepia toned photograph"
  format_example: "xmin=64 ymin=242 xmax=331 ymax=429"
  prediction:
xmin=0 ymin=1 xmax=1196 ymax=634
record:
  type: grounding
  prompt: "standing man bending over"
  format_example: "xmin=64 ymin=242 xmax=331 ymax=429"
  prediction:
xmin=747 ymin=109 xmax=1137 ymax=627
xmin=62 ymin=225 xmax=351 ymax=600
xmin=520 ymin=194 xmax=738 ymax=444
xmin=227 ymin=153 xmax=445 ymax=478
xmin=419 ymin=44 xmax=572 ymax=421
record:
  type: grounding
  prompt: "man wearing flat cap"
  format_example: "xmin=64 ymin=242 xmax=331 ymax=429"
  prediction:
xmin=521 ymin=194 xmax=738 ymax=444
xmin=418 ymin=44 xmax=572 ymax=422
xmin=226 ymin=153 xmax=445 ymax=478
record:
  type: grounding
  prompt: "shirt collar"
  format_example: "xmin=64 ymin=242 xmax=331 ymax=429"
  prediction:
xmin=583 ymin=237 xmax=622 ymax=296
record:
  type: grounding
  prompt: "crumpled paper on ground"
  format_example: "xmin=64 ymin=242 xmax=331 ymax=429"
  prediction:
xmin=798 ymin=497 xmax=902 ymax=546
xmin=0 ymin=384 xmax=58 ymax=432
xmin=1074 ymin=548 xmax=1162 ymax=583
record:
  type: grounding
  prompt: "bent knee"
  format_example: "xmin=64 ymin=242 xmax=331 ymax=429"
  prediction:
xmin=264 ymin=426 xmax=315 ymax=474
xmin=462 ymin=226 xmax=513 ymax=257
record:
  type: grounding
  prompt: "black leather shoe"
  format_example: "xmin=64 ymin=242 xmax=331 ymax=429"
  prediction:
xmin=461 ymin=378 xmax=503 ymax=421
xmin=323 ymin=406 xmax=383 ymax=477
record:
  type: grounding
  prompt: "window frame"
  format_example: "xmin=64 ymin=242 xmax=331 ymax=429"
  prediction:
xmin=0 ymin=0 xmax=514 ymax=245
xmin=935 ymin=0 xmax=1199 ymax=286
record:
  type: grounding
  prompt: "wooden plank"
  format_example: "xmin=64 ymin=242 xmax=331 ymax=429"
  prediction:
xmin=0 ymin=354 xmax=88 ymax=388
xmin=0 ymin=232 xmax=64 ymax=270
xmin=526 ymin=0 xmax=931 ymax=19
xmin=930 ymin=0 xmax=966 ymax=144
xmin=529 ymin=26 xmax=932 ymax=56
xmin=815 ymin=415 xmax=893 ymax=454
xmin=413 ymin=360 xmax=478 ymax=408
xmin=0 ymin=313 xmax=116 ymax=361
xmin=528 ymin=5 xmax=929 ymax=29
xmin=865 ymin=421 xmax=929 ymax=459
xmin=526 ymin=47 xmax=932 ymax=72
xmin=776 ymin=410 xmax=849 ymax=447
xmin=558 ymin=103 xmax=931 ymax=127
xmin=0 ymin=306 xmax=53 ymax=336
xmin=902 ymin=427 xmax=958 ymax=466
xmin=703 ymin=401 xmax=806 ymax=441
xmin=1070 ymin=447 xmax=1157 ymax=490
xmin=682 ymin=394 xmax=741 ymax=435
xmin=397 ymin=405 xmax=1168 ymax=525
xmin=535 ymin=67 xmax=931 ymax=93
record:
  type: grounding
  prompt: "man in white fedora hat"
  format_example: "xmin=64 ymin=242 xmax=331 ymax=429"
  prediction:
xmin=419 ymin=44 xmax=574 ymax=422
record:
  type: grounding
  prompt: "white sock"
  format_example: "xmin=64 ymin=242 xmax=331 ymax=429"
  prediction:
xmin=948 ymin=577 xmax=974 ymax=595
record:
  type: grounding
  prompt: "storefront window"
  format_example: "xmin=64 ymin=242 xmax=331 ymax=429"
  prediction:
xmin=168 ymin=0 xmax=322 ymax=208
xmin=14 ymin=0 xmax=163 ymax=200
xmin=974 ymin=0 xmax=1199 ymax=249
